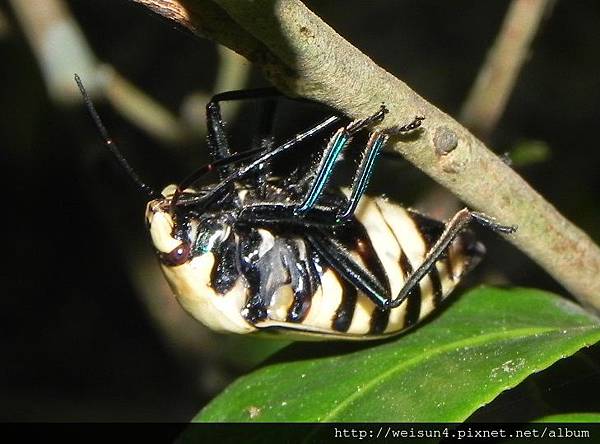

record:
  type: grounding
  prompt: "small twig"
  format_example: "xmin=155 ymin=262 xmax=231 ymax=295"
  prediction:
xmin=460 ymin=0 xmax=555 ymax=139
xmin=10 ymin=0 xmax=191 ymax=145
xmin=10 ymin=0 xmax=99 ymax=104
xmin=130 ymin=0 xmax=600 ymax=312
xmin=98 ymin=65 xmax=190 ymax=145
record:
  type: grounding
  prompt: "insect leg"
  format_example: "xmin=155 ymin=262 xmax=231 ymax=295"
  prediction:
xmin=306 ymin=231 xmax=392 ymax=308
xmin=172 ymin=109 xmax=340 ymax=213
xmin=237 ymin=202 xmax=342 ymax=226
xmin=336 ymin=115 xmax=424 ymax=222
xmin=177 ymin=115 xmax=343 ymax=210
xmin=335 ymin=131 xmax=389 ymax=222
xmin=293 ymin=127 xmax=352 ymax=215
xmin=387 ymin=208 xmax=516 ymax=309
xmin=255 ymin=96 xmax=278 ymax=141
xmin=240 ymin=201 xmax=475 ymax=313
xmin=294 ymin=106 xmax=389 ymax=216
xmin=206 ymin=88 xmax=282 ymax=177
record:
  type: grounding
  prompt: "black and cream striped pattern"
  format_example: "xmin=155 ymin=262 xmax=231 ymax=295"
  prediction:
xmin=147 ymin=190 xmax=483 ymax=340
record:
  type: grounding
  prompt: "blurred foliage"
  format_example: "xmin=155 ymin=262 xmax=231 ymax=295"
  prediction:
xmin=2 ymin=0 xmax=600 ymax=422
xmin=509 ymin=139 xmax=551 ymax=167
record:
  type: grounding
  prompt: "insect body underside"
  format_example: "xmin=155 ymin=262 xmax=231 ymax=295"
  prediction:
xmin=147 ymin=188 xmax=483 ymax=340
xmin=75 ymin=79 xmax=513 ymax=341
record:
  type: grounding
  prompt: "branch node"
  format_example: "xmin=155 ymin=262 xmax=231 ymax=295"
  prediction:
xmin=434 ymin=126 xmax=459 ymax=155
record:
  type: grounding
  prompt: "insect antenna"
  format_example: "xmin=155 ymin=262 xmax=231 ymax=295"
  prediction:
xmin=74 ymin=74 xmax=159 ymax=199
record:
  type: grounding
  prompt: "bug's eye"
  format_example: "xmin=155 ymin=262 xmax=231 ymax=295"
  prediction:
xmin=160 ymin=242 xmax=191 ymax=266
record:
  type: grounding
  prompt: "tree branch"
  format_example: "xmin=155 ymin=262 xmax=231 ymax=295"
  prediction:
xmin=421 ymin=0 xmax=554 ymax=226
xmin=130 ymin=0 xmax=600 ymax=312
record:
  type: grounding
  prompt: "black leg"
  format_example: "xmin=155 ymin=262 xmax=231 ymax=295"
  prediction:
xmin=294 ymin=106 xmax=389 ymax=216
xmin=306 ymin=231 xmax=391 ymax=308
xmin=336 ymin=115 xmax=424 ymax=222
xmin=386 ymin=208 xmax=516 ymax=309
xmin=236 ymin=201 xmax=394 ymax=309
xmin=293 ymin=126 xmax=352 ymax=215
xmin=255 ymin=97 xmax=278 ymax=141
xmin=175 ymin=114 xmax=343 ymax=211
xmin=206 ymin=88 xmax=282 ymax=178
xmin=335 ymin=130 xmax=389 ymax=222
xmin=307 ymin=207 xmax=516 ymax=311
xmin=242 ymin=205 xmax=516 ymax=311
xmin=206 ymin=101 xmax=232 ymax=175
xmin=238 ymin=202 xmax=343 ymax=227
xmin=296 ymin=112 xmax=424 ymax=221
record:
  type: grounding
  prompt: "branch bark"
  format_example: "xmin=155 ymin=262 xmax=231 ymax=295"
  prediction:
xmin=130 ymin=0 xmax=600 ymax=312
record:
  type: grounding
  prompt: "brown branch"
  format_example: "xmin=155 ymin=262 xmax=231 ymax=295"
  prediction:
xmin=460 ymin=0 xmax=555 ymax=139
xmin=129 ymin=0 xmax=600 ymax=313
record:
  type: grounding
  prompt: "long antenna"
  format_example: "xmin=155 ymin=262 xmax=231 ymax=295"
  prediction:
xmin=74 ymin=74 xmax=158 ymax=199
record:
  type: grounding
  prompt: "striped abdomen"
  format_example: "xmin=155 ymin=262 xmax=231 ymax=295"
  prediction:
xmin=147 ymin=194 xmax=483 ymax=340
xmin=250 ymin=195 xmax=482 ymax=339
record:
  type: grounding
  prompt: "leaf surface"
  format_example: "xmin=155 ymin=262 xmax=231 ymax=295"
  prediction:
xmin=196 ymin=287 xmax=600 ymax=422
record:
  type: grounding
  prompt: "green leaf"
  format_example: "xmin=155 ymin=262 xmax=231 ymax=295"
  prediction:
xmin=469 ymin=342 xmax=600 ymax=422
xmin=509 ymin=139 xmax=551 ymax=167
xmin=534 ymin=412 xmax=600 ymax=422
xmin=196 ymin=287 xmax=600 ymax=422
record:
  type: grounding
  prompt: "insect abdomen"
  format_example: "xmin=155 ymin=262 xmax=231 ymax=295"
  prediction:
xmin=250 ymin=195 xmax=483 ymax=339
xmin=149 ymin=194 xmax=483 ymax=340
xmin=351 ymin=196 xmax=481 ymax=337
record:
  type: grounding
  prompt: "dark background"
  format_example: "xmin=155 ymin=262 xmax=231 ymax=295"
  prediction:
xmin=2 ymin=0 xmax=600 ymax=421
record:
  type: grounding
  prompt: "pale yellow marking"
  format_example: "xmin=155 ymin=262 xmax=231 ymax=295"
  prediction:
xmin=257 ymin=228 xmax=275 ymax=255
xmin=353 ymin=196 xmax=404 ymax=297
xmin=147 ymin=206 xmax=254 ymax=334
xmin=149 ymin=211 xmax=181 ymax=253
xmin=343 ymin=194 xmax=405 ymax=335
xmin=162 ymin=253 xmax=255 ymax=334
xmin=347 ymin=294 xmax=376 ymax=335
xmin=374 ymin=198 xmax=436 ymax=332
xmin=448 ymin=242 xmax=467 ymax=280
xmin=161 ymin=184 xmax=197 ymax=199
xmin=436 ymin=259 xmax=456 ymax=300
xmin=386 ymin=304 xmax=408 ymax=333
xmin=268 ymin=286 xmax=294 ymax=322
xmin=410 ymin=271 xmax=438 ymax=327
xmin=161 ymin=184 xmax=177 ymax=197
xmin=349 ymin=197 xmax=404 ymax=333
xmin=302 ymin=269 xmax=341 ymax=330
